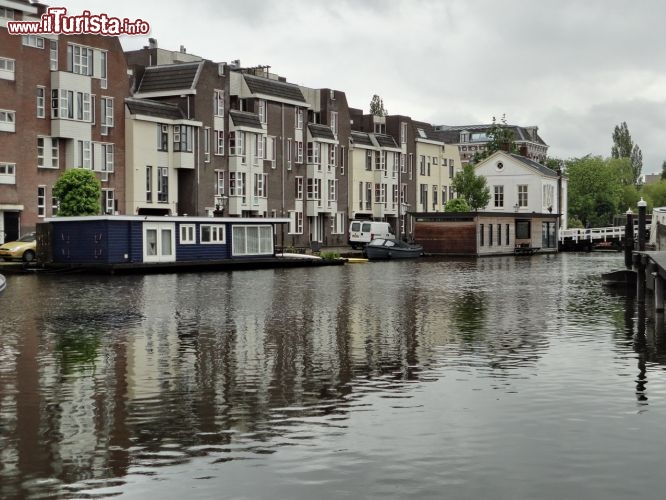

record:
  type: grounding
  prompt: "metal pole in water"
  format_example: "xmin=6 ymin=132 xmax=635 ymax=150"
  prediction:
xmin=625 ymin=209 xmax=634 ymax=269
xmin=638 ymin=198 xmax=647 ymax=252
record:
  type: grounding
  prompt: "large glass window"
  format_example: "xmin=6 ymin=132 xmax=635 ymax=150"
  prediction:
xmin=542 ymin=221 xmax=556 ymax=248
xmin=232 ymin=225 xmax=273 ymax=256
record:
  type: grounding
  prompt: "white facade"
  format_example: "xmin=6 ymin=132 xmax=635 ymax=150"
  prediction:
xmin=475 ymin=151 xmax=568 ymax=229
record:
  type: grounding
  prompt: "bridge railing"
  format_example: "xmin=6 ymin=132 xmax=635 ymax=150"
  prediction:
xmin=559 ymin=225 xmax=651 ymax=242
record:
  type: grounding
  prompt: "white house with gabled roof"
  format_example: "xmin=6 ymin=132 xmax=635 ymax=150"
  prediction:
xmin=474 ymin=150 xmax=568 ymax=230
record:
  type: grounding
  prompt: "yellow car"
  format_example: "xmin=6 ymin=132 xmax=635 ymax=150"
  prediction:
xmin=0 ymin=232 xmax=37 ymax=262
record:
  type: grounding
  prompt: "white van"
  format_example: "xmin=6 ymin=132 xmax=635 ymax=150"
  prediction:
xmin=348 ymin=220 xmax=395 ymax=249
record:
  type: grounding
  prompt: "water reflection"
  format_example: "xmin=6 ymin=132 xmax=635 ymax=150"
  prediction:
xmin=2 ymin=254 xmax=666 ymax=498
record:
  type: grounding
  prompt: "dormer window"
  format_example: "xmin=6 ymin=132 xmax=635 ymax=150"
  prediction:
xmin=417 ymin=128 xmax=426 ymax=139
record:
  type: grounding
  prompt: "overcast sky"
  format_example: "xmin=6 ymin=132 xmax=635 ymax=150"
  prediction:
xmin=63 ymin=0 xmax=666 ymax=174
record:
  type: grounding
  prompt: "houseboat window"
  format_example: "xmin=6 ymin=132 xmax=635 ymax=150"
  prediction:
xmin=542 ymin=221 xmax=556 ymax=248
xmin=146 ymin=229 xmax=157 ymax=256
xmin=506 ymin=224 xmax=510 ymax=245
xmin=180 ymin=224 xmax=195 ymax=244
xmin=200 ymin=224 xmax=226 ymax=244
xmin=232 ymin=225 xmax=273 ymax=256
xmin=480 ymin=224 xmax=484 ymax=246
xmin=161 ymin=229 xmax=173 ymax=256
xmin=516 ymin=220 xmax=531 ymax=239
xmin=488 ymin=224 xmax=493 ymax=246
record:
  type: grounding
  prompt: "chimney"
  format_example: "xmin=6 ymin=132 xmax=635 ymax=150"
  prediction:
xmin=148 ymin=37 xmax=157 ymax=49
xmin=180 ymin=45 xmax=187 ymax=53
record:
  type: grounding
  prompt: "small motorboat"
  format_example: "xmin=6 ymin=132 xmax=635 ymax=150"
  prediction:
xmin=0 ymin=274 xmax=6 ymax=294
xmin=363 ymin=238 xmax=424 ymax=260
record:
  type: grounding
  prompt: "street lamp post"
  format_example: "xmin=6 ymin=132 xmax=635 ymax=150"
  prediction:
xmin=625 ymin=208 xmax=633 ymax=269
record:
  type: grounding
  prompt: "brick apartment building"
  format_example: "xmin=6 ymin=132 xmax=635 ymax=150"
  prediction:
xmin=0 ymin=0 xmax=128 ymax=242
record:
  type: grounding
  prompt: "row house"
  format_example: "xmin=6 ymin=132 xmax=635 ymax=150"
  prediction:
xmin=349 ymin=112 xmax=463 ymax=239
xmin=412 ymin=121 xmax=461 ymax=213
xmin=435 ymin=123 xmax=549 ymax=165
xmin=348 ymin=131 xmax=402 ymax=231
xmin=0 ymin=0 xmax=128 ymax=242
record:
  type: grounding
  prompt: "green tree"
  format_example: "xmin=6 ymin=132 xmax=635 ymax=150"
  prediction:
xmin=444 ymin=197 xmax=471 ymax=212
xmin=470 ymin=114 xmax=517 ymax=164
xmin=566 ymin=155 xmax=624 ymax=227
xmin=611 ymin=121 xmax=642 ymax=184
xmin=661 ymin=160 xmax=666 ymax=180
xmin=451 ymin=163 xmax=491 ymax=211
xmin=369 ymin=94 xmax=387 ymax=117
xmin=641 ymin=181 xmax=666 ymax=209
xmin=53 ymin=169 xmax=101 ymax=216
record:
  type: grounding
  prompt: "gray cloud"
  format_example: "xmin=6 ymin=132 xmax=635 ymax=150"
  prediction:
xmin=67 ymin=0 xmax=666 ymax=174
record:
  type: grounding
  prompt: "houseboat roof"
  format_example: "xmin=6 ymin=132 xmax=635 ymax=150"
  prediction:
xmin=44 ymin=216 xmax=291 ymax=224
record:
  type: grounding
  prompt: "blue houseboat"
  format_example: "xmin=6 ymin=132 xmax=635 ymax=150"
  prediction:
xmin=37 ymin=216 xmax=338 ymax=273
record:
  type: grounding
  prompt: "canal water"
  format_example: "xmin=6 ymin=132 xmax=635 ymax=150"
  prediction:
xmin=1 ymin=253 xmax=666 ymax=499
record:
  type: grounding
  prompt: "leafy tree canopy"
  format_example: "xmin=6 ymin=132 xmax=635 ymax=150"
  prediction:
xmin=566 ymin=155 xmax=626 ymax=227
xmin=451 ymin=163 xmax=491 ymax=211
xmin=369 ymin=94 xmax=388 ymax=117
xmin=53 ymin=168 xmax=101 ymax=216
xmin=661 ymin=160 xmax=666 ymax=180
xmin=611 ymin=121 xmax=642 ymax=185
xmin=470 ymin=114 xmax=517 ymax=164
xmin=445 ymin=197 xmax=471 ymax=212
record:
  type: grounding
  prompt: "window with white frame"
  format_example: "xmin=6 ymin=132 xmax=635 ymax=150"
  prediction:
xmin=254 ymin=173 xmax=267 ymax=198
xmin=229 ymin=172 xmax=246 ymax=201
xmin=51 ymin=138 xmax=59 ymax=168
xmin=214 ymin=90 xmax=224 ymax=116
xmin=494 ymin=185 xmax=504 ymax=208
xmin=1 ymin=7 xmax=15 ymax=20
xmin=295 ymin=176 xmax=303 ymax=200
xmin=330 ymin=144 xmax=336 ymax=167
xmin=256 ymin=134 xmax=264 ymax=160
xmin=37 ymin=186 xmax=46 ymax=217
xmin=328 ymin=179 xmax=337 ymax=203
xmin=295 ymin=108 xmax=303 ymax=129
xmin=22 ymin=35 xmax=44 ymax=49
xmin=204 ymin=127 xmax=211 ymax=162
xmin=67 ymin=44 xmax=94 ymax=75
xmin=102 ymin=189 xmax=114 ymax=214
xmin=36 ymin=87 xmax=45 ymax=118
xmin=229 ymin=131 xmax=244 ymax=156
xmin=146 ymin=166 xmax=153 ymax=203
xmin=288 ymin=211 xmax=304 ymax=234
xmin=296 ymin=141 xmax=303 ymax=163
xmin=103 ymin=144 xmax=114 ymax=172
xmin=49 ymin=40 xmax=58 ymax=70
xmin=157 ymin=123 xmax=169 ymax=151
xmin=215 ymin=129 xmax=224 ymax=155
xmin=77 ymin=140 xmax=91 ymax=169
xmin=100 ymin=51 xmax=108 ymax=89
xmin=0 ymin=162 xmax=16 ymax=184
xmin=157 ymin=167 xmax=169 ymax=203
xmin=332 ymin=212 xmax=345 ymax=234
xmin=375 ymin=150 xmax=386 ymax=171
xmin=267 ymin=136 xmax=276 ymax=162
xmin=287 ymin=138 xmax=292 ymax=165
xmin=307 ymin=178 xmax=321 ymax=200
xmin=0 ymin=57 xmax=15 ymax=80
xmin=173 ymin=125 xmax=193 ymax=152
xmin=201 ymin=224 xmax=226 ymax=244
xmin=518 ymin=185 xmax=528 ymax=207
xmin=215 ymin=170 xmax=225 ymax=196
xmin=0 ymin=110 xmax=15 ymax=132
xmin=330 ymin=111 xmax=338 ymax=135
xmin=101 ymin=97 xmax=113 ymax=135
xmin=180 ymin=224 xmax=196 ymax=244
xmin=340 ymin=146 xmax=345 ymax=175
xmin=401 ymin=122 xmax=407 ymax=144
xmin=37 ymin=138 xmax=44 ymax=167
xmin=543 ymin=184 xmax=555 ymax=210
xmin=232 ymin=225 xmax=273 ymax=255
xmin=258 ymin=99 xmax=266 ymax=124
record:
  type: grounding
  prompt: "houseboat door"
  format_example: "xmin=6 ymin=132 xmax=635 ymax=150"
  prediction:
xmin=143 ymin=222 xmax=176 ymax=263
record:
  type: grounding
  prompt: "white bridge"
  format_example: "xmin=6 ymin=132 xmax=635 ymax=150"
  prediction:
xmin=559 ymin=225 xmax=650 ymax=243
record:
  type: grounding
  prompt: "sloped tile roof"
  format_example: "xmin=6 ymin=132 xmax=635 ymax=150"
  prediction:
xmin=137 ymin=63 xmax=200 ymax=93
xmin=351 ymin=131 xmax=374 ymax=146
xmin=243 ymin=74 xmax=306 ymax=102
xmin=229 ymin=110 xmax=263 ymax=129
xmin=125 ymin=98 xmax=185 ymax=120
xmin=375 ymin=134 xmax=398 ymax=148
xmin=309 ymin=123 xmax=336 ymax=140
xmin=510 ymin=154 xmax=558 ymax=177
